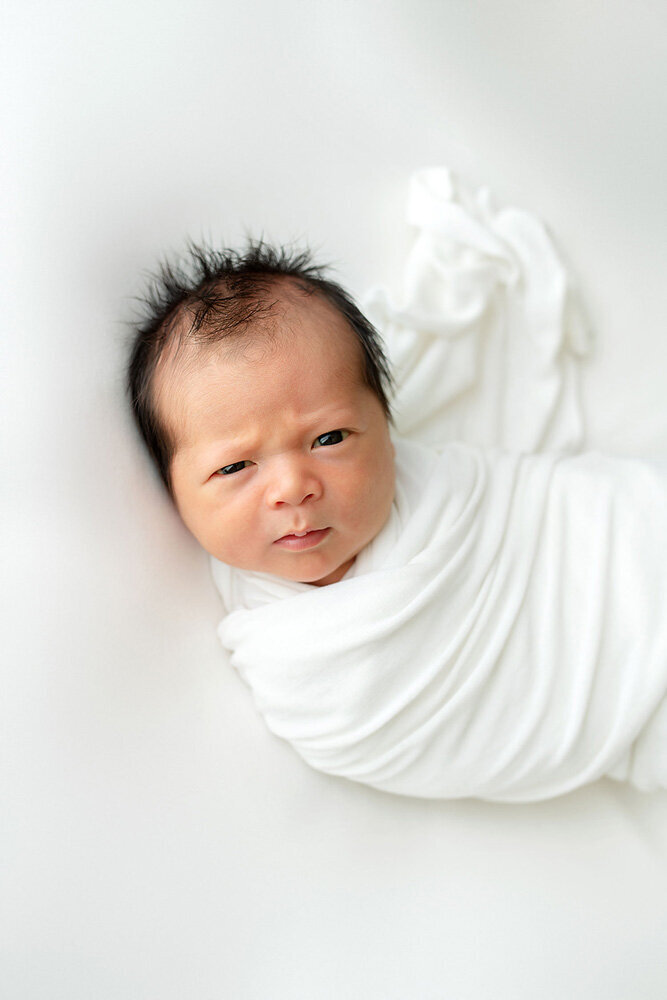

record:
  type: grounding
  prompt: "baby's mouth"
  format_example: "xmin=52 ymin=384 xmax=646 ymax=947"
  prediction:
xmin=274 ymin=527 xmax=331 ymax=551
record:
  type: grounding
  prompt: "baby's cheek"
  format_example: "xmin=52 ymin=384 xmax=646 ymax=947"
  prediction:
xmin=367 ymin=445 xmax=395 ymax=501
xmin=351 ymin=470 xmax=393 ymax=534
xmin=199 ymin=501 xmax=248 ymax=564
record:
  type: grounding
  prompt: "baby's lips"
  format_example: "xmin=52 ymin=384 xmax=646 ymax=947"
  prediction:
xmin=277 ymin=525 xmax=320 ymax=540
xmin=273 ymin=527 xmax=331 ymax=549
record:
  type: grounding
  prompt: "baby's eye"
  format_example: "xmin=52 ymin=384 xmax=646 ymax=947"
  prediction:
xmin=215 ymin=460 xmax=252 ymax=476
xmin=312 ymin=429 xmax=349 ymax=448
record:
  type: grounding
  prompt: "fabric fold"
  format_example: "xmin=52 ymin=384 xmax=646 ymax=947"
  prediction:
xmin=363 ymin=168 xmax=591 ymax=453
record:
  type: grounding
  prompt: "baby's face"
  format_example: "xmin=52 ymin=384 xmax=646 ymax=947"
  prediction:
xmin=162 ymin=291 xmax=396 ymax=586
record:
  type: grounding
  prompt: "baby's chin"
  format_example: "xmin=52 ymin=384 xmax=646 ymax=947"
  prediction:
xmin=257 ymin=555 xmax=355 ymax=587
xmin=256 ymin=550 xmax=357 ymax=587
xmin=301 ymin=555 xmax=356 ymax=587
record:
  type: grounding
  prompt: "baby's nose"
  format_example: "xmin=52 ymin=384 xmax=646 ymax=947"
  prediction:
xmin=266 ymin=458 xmax=322 ymax=508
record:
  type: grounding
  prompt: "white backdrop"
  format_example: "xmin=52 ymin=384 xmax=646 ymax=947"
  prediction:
xmin=3 ymin=2 xmax=667 ymax=998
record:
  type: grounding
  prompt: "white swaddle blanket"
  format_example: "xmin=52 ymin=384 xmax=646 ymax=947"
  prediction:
xmin=212 ymin=170 xmax=667 ymax=801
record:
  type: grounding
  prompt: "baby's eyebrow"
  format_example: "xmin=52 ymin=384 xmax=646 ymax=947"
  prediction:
xmin=171 ymin=434 xmax=255 ymax=482
xmin=302 ymin=405 xmax=359 ymax=426
xmin=200 ymin=435 xmax=261 ymax=466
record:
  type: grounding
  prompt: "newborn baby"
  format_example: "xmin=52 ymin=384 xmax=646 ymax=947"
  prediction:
xmin=128 ymin=241 xmax=667 ymax=802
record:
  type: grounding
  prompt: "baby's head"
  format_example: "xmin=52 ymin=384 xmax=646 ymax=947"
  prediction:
xmin=127 ymin=242 xmax=396 ymax=586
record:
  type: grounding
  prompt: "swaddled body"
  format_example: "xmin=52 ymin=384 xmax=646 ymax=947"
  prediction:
xmin=128 ymin=170 xmax=667 ymax=802
xmin=214 ymin=438 xmax=667 ymax=801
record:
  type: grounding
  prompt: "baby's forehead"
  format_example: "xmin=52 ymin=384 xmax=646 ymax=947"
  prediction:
xmin=154 ymin=287 xmax=366 ymax=437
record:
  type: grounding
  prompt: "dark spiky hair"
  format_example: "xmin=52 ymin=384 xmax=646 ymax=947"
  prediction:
xmin=126 ymin=240 xmax=393 ymax=495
